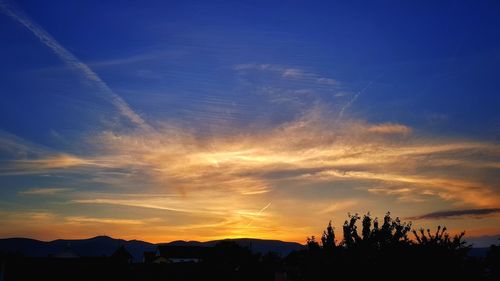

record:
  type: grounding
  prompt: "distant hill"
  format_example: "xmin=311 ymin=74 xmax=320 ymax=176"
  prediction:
xmin=165 ymin=238 xmax=304 ymax=256
xmin=466 ymin=234 xmax=500 ymax=248
xmin=0 ymin=236 xmax=156 ymax=262
xmin=0 ymin=236 xmax=303 ymax=262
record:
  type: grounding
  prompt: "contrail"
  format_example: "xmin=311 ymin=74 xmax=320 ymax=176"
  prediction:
xmin=257 ymin=201 xmax=272 ymax=215
xmin=246 ymin=202 xmax=272 ymax=227
xmin=337 ymin=73 xmax=385 ymax=121
xmin=0 ymin=1 xmax=153 ymax=132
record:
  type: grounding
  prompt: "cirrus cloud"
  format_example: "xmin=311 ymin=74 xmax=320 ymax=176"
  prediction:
xmin=367 ymin=123 xmax=412 ymax=135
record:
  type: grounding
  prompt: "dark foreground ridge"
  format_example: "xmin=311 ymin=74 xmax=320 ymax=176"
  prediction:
xmin=0 ymin=236 xmax=303 ymax=262
xmin=0 ymin=212 xmax=499 ymax=281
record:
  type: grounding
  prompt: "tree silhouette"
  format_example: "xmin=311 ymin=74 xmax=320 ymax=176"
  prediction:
xmin=338 ymin=211 xmax=412 ymax=249
xmin=342 ymin=213 xmax=360 ymax=247
xmin=413 ymin=225 xmax=468 ymax=251
xmin=320 ymin=221 xmax=335 ymax=250
xmin=361 ymin=213 xmax=372 ymax=241
xmin=286 ymin=211 xmax=487 ymax=281
xmin=306 ymin=236 xmax=320 ymax=251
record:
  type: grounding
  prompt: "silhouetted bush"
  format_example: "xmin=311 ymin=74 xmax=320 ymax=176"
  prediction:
xmin=285 ymin=212 xmax=490 ymax=281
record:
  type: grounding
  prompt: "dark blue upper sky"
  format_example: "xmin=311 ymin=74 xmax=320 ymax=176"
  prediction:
xmin=2 ymin=0 xmax=500 ymax=146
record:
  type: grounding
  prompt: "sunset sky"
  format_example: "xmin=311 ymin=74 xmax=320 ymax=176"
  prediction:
xmin=1 ymin=1 xmax=499 ymax=244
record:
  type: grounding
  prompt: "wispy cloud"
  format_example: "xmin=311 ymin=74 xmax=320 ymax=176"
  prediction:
xmin=367 ymin=187 xmax=413 ymax=195
xmin=66 ymin=191 xmax=287 ymax=241
xmin=334 ymin=91 xmax=350 ymax=97
xmin=308 ymin=169 xmax=498 ymax=207
xmin=317 ymin=200 xmax=358 ymax=215
xmin=316 ymin=77 xmax=339 ymax=85
xmin=408 ymin=208 xmax=500 ymax=220
xmin=72 ymin=198 xmax=202 ymax=214
xmin=367 ymin=123 xmax=412 ymax=135
xmin=234 ymin=63 xmax=339 ymax=87
xmin=367 ymin=187 xmax=426 ymax=203
xmin=0 ymin=153 xmax=109 ymax=175
xmin=64 ymin=216 xmax=148 ymax=225
xmin=337 ymin=74 xmax=384 ymax=121
xmin=19 ymin=187 xmax=73 ymax=195
xmin=0 ymin=1 xmax=152 ymax=131
xmin=281 ymin=68 xmax=303 ymax=78
xmin=0 ymin=130 xmax=51 ymax=157
xmin=4 ymin=108 xmax=498 ymax=210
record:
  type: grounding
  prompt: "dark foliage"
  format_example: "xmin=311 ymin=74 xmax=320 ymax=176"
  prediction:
xmin=286 ymin=212 xmax=496 ymax=281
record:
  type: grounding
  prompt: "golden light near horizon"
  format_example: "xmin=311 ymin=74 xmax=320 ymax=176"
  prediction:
xmin=1 ymin=109 xmax=500 ymax=242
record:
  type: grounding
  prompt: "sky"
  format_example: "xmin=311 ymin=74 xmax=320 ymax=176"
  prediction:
xmin=0 ymin=0 xmax=499 ymax=245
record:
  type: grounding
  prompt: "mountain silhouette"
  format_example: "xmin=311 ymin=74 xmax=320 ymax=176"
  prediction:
xmin=0 ymin=236 xmax=156 ymax=262
xmin=165 ymin=238 xmax=304 ymax=256
xmin=0 ymin=236 xmax=303 ymax=262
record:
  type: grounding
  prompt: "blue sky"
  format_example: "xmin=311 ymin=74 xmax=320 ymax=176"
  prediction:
xmin=2 ymin=1 xmax=500 ymax=140
xmin=0 ymin=1 xmax=499 ymax=243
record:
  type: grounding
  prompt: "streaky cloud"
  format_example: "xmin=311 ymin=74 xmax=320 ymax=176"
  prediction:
xmin=4 ymin=108 xmax=500 ymax=209
xmin=368 ymin=123 xmax=412 ymax=135
xmin=336 ymin=73 xmax=384 ymax=121
xmin=19 ymin=187 xmax=73 ymax=195
xmin=64 ymin=216 xmax=146 ymax=225
xmin=234 ymin=63 xmax=340 ymax=88
xmin=408 ymin=208 xmax=500 ymax=220
xmin=0 ymin=130 xmax=51 ymax=157
xmin=0 ymin=0 xmax=152 ymax=132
